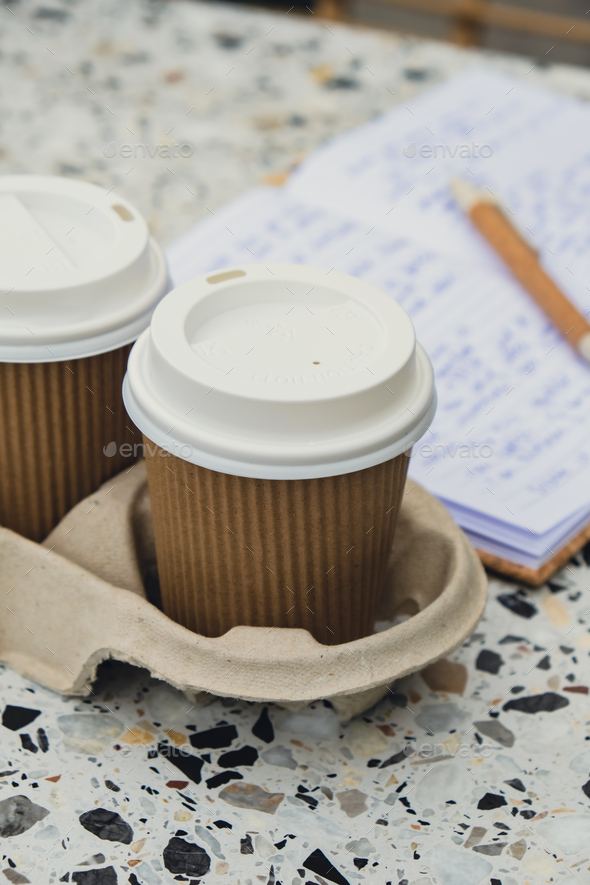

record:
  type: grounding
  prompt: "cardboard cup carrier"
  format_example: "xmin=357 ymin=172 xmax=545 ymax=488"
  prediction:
xmin=0 ymin=176 xmax=168 ymax=541
xmin=124 ymin=265 xmax=436 ymax=645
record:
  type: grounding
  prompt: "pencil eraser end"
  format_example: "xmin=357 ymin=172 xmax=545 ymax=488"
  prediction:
xmin=577 ymin=332 xmax=590 ymax=365
xmin=450 ymin=178 xmax=482 ymax=212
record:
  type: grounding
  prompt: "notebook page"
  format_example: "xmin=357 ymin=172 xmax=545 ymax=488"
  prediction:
xmin=165 ymin=187 xmax=590 ymax=540
xmin=286 ymin=66 xmax=590 ymax=318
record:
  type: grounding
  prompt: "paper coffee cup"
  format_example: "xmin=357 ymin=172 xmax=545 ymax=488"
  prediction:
xmin=124 ymin=264 xmax=436 ymax=644
xmin=0 ymin=175 xmax=169 ymax=541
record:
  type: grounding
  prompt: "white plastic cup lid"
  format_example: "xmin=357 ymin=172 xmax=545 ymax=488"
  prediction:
xmin=123 ymin=264 xmax=437 ymax=480
xmin=0 ymin=175 xmax=169 ymax=362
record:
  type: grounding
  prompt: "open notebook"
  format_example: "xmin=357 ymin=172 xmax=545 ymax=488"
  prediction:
xmin=165 ymin=67 xmax=590 ymax=585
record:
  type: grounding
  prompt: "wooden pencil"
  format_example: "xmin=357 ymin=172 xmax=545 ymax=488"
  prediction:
xmin=452 ymin=178 xmax=590 ymax=364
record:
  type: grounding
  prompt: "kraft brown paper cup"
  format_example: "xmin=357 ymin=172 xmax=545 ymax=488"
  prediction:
xmin=124 ymin=264 xmax=436 ymax=646
xmin=144 ymin=441 xmax=409 ymax=645
xmin=0 ymin=174 xmax=169 ymax=541
xmin=0 ymin=346 xmax=137 ymax=542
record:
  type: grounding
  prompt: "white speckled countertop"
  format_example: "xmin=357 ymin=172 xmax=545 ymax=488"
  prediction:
xmin=2 ymin=2 xmax=590 ymax=883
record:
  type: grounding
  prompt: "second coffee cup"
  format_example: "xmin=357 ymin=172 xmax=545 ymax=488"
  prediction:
xmin=124 ymin=264 xmax=436 ymax=645
xmin=0 ymin=175 xmax=168 ymax=541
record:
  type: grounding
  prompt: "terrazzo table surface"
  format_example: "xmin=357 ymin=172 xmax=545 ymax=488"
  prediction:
xmin=2 ymin=1 xmax=590 ymax=883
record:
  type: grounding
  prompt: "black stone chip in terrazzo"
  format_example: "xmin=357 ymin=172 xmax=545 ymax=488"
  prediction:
xmin=189 ymin=725 xmax=238 ymax=749
xmin=163 ymin=836 xmax=211 ymax=876
xmin=206 ymin=770 xmax=243 ymax=789
xmin=476 ymin=650 xmax=504 ymax=674
xmin=504 ymin=778 xmax=526 ymax=792
xmin=79 ymin=808 xmax=133 ymax=844
xmin=214 ymin=32 xmax=244 ymax=49
xmin=217 ymin=745 xmax=258 ymax=768
xmin=72 ymin=868 xmax=117 ymax=884
xmin=252 ymin=706 xmax=274 ymax=743
xmin=295 ymin=792 xmax=318 ymax=808
xmin=19 ymin=734 xmax=37 ymax=753
xmin=582 ymin=780 xmax=590 ymax=798
xmin=498 ymin=634 xmax=526 ymax=644
xmin=379 ymin=749 xmax=408 ymax=768
xmin=104 ymin=780 xmax=120 ymax=792
xmin=503 ymin=692 xmax=569 ymax=713
xmin=399 ymin=797 xmax=415 ymax=812
xmin=497 ymin=593 xmax=537 ymax=618
xmin=2 ymin=706 xmax=41 ymax=731
xmin=36 ymin=727 xmax=48 ymax=752
xmin=325 ymin=76 xmax=360 ymax=90
xmin=158 ymin=744 xmax=204 ymax=784
xmin=537 ymin=655 xmax=551 ymax=669
xmin=213 ymin=819 xmax=232 ymax=828
xmin=241 ymin=834 xmax=254 ymax=854
xmin=35 ymin=6 xmax=69 ymax=21
xmin=404 ymin=67 xmax=429 ymax=80
xmin=304 ymin=848 xmax=350 ymax=884
xmin=477 ymin=793 xmax=508 ymax=810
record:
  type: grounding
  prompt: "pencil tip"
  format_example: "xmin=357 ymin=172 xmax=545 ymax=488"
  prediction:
xmin=450 ymin=177 xmax=483 ymax=211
